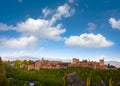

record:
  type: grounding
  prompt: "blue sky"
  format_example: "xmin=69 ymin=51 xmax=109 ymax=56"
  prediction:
xmin=0 ymin=0 xmax=120 ymax=61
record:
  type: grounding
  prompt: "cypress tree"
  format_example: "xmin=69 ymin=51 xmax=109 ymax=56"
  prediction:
xmin=0 ymin=56 xmax=13 ymax=86
xmin=63 ymin=74 xmax=68 ymax=86
xmin=0 ymin=56 xmax=7 ymax=86
xmin=86 ymin=77 xmax=90 ymax=86
xmin=109 ymin=78 xmax=112 ymax=86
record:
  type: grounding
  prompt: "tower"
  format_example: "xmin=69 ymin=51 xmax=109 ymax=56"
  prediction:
xmin=99 ymin=59 xmax=104 ymax=66
xmin=72 ymin=58 xmax=79 ymax=64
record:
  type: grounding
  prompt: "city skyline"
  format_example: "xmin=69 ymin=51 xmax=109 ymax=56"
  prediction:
xmin=0 ymin=0 xmax=120 ymax=61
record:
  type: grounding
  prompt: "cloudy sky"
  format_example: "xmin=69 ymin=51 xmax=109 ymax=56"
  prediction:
xmin=0 ymin=0 xmax=120 ymax=61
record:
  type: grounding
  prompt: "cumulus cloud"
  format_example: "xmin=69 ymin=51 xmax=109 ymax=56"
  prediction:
xmin=16 ymin=18 xmax=66 ymax=40
xmin=0 ymin=23 xmax=14 ymax=31
xmin=2 ymin=36 xmax=37 ymax=48
xmin=0 ymin=4 xmax=74 ymax=41
xmin=42 ymin=7 xmax=52 ymax=17
xmin=109 ymin=18 xmax=120 ymax=30
xmin=65 ymin=33 xmax=114 ymax=48
xmin=87 ymin=22 xmax=96 ymax=32
xmin=50 ymin=4 xmax=75 ymax=24
xmin=0 ymin=3 xmax=75 ymax=48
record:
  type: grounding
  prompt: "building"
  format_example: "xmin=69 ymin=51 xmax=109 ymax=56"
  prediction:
xmin=26 ymin=58 xmax=107 ymax=70
xmin=26 ymin=58 xmax=67 ymax=70
xmin=69 ymin=58 xmax=107 ymax=69
xmin=26 ymin=64 xmax=35 ymax=70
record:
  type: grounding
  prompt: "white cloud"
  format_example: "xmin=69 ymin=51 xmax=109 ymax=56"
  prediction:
xmin=42 ymin=7 xmax=52 ymax=17
xmin=2 ymin=36 xmax=37 ymax=48
xmin=0 ymin=23 xmax=14 ymax=31
xmin=57 ymin=4 xmax=74 ymax=18
xmin=68 ymin=0 xmax=74 ymax=3
xmin=65 ymin=33 xmax=114 ymax=48
xmin=87 ymin=22 xmax=96 ymax=31
xmin=50 ymin=4 xmax=75 ymax=24
xmin=16 ymin=18 xmax=66 ymax=40
xmin=0 ymin=4 xmax=74 ymax=41
xmin=0 ymin=4 xmax=75 ymax=49
xmin=109 ymin=18 xmax=120 ymax=30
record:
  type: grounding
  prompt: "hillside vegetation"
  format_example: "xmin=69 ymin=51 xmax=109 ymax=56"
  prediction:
xmin=1 ymin=60 xmax=120 ymax=86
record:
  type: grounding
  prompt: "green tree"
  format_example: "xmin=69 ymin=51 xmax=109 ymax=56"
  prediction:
xmin=0 ymin=57 xmax=6 ymax=86
xmin=63 ymin=74 xmax=68 ymax=86
xmin=0 ymin=57 xmax=10 ymax=86
xmin=109 ymin=78 xmax=112 ymax=86
xmin=86 ymin=77 xmax=90 ymax=86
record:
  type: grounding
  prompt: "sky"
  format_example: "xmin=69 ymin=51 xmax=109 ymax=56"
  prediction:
xmin=0 ymin=0 xmax=120 ymax=61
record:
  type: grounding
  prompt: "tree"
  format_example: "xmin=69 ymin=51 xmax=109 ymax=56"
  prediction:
xmin=86 ymin=77 xmax=90 ymax=86
xmin=109 ymin=78 xmax=112 ymax=86
xmin=0 ymin=56 xmax=6 ymax=86
xmin=0 ymin=57 xmax=14 ymax=86
xmin=63 ymin=74 xmax=68 ymax=86
xmin=107 ymin=64 xmax=116 ymax=68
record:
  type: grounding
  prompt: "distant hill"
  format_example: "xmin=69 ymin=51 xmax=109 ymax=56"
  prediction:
xmin=1 ymin=56 xmax=40 ymax=61
xmin=105 ymin=61 xmax=120 ymax=68
xmin=1 ymin=56 xmax=120 ymax=68
xmin=1 ymin=56 xmax=71 ymax=62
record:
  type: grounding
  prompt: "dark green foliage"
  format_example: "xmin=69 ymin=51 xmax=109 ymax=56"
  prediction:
xmin=0 ymin=57 xmax=14 ymax=86
xmin=3 ymin=60 xmax=120 ymax=86
xmin=108 ymin=64 xmax=116 ymax=68
xmin=63 ymin=74 xmax=68 ymax=86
